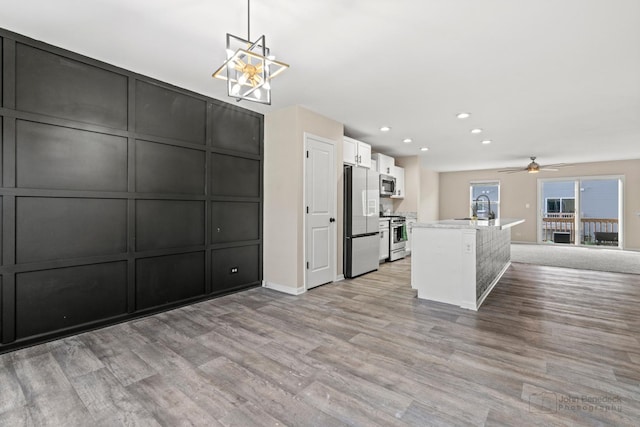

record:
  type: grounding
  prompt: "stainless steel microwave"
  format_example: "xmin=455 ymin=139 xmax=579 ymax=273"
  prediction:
xmin=380 ymin=174 xmax=396 ymax=196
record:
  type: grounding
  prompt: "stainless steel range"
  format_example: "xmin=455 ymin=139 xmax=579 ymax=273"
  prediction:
xmin=389 ymin=216 xmax=407 ymax=261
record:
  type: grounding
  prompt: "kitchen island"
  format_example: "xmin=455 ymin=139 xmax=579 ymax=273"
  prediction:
xmin=410 ymin=218 xmax=525 ymax=310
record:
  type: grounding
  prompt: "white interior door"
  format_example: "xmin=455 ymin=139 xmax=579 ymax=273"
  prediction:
xmin=305 ymin=134 xmax=336 ymax=289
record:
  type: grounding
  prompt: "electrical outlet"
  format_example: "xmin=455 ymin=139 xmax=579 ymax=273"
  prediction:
xmin=230 ymin=267 xmax=239 ymax=274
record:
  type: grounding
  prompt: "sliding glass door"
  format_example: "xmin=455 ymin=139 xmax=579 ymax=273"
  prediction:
xmin=579 ymin=179 xmax=620 ymax=246
xmin=540 ymin=180 xmax=576 ymax=244
xmin=538 ymin=176 xmax=622 ymax=248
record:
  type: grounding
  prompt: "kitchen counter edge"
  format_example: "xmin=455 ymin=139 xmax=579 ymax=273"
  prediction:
xmin=411 ymin=218 xmax=525 ymax=230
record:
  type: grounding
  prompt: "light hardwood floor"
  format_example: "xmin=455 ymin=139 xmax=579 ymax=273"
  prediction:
xmin=1 ymin=258 xmax=639 ymax=426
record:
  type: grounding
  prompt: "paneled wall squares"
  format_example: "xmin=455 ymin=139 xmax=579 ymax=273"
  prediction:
xmin=16 ymin=120 xmax=128 ymax=191
xmin=211 ymin=154 xmax=260 ymax=197
xmin=135 ymin=252 xmax=205 ymax=310
xmin=135 ymin=140 xmax=205 ymax=195
xmin=211 ymin=245 xmax=259 ymax=293
xmin=15 ymin=43 xmax=128 ymax=129
xmin=0 ymin=28 xmax=262 ymax=353
xmin=16 ymin=197 xmax=127 ymax=264
xmin=210 ymin=103 xmax=261 ymax=155
xmin=211 ymin=201 xmax=260 ymax=244
xmin=136 ymin=200 xmax=205 ymax=251
xmin=0 ymin=36 xmax=3 ymax=106
xmin=135 ymin=81 xmax=206 ymax=144
xmin=15 ymin=261 xmax=128 ymax=338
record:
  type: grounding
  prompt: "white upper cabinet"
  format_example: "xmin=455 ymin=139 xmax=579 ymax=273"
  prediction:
xmin=373 ymin=153 xmax=394 ymax=175
xmin=358 ymin=141 xmax=372 ymax=168
xmin=390 ymin=165 xmax=405 ymax=198
xmin=343 ymin=136 xmax=371 ymax=168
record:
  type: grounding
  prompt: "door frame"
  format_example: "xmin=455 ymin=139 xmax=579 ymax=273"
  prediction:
xmin=303 ymin=132 xmax=338 ymax=290
xmin=536 ymin=175 xmax=624 ymax=248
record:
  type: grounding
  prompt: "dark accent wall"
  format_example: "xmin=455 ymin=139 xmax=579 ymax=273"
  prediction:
xmin=0 ymin=29 xmax=263 ymax=353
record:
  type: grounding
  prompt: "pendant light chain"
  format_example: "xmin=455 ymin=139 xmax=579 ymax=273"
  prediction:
xmin=247 ymin=0 xmax=251 ymax=41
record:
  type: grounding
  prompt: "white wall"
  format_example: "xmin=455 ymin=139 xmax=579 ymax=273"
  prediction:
xmin=391 ymin=155 xmax=439 ymax=222
xmin=439 ymin=159 xmax=640 ymax=250
xmin=263 ymin=106 xmax=344 ymax=293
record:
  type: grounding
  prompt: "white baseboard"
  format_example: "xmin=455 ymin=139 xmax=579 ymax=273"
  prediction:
xmin=262 ymin=281 xmax=306 ymax=295
xmin=334 ymin=274 xmax=345 ymax=282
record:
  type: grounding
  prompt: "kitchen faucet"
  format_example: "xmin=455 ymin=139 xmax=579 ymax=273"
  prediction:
xmin=474 ymin=194 xmax=495 ymax=220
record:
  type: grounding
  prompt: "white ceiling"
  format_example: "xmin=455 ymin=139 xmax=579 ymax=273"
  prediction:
xmin=1 ymin=0 xmax=639 ymax=171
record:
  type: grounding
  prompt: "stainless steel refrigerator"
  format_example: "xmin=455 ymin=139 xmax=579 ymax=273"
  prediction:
xmin=344 ymin=165 xmax=380 ymax=278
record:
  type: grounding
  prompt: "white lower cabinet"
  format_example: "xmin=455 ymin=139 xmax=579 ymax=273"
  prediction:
xmin=379 ymin=219 xmax=390 ymax=261
xmin=405 ymin=217 xmax=417 ymax=254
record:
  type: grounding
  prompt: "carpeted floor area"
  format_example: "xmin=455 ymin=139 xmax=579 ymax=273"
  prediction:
xmin=511 ymin=243 xmax=640 ymax=274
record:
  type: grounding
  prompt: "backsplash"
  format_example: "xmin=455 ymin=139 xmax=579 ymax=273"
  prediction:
xmin=380 ymin=197 xmax=417 ymax=219
xmin=395 ymin=211 xmax=417 ymax=220
xmin=380 ymin=198 xmax=394 ymax=215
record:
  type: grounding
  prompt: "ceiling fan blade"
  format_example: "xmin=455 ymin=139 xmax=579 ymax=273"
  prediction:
xmin=539 ymin=168 xmax=559 ymax=171
xmin=542 ymin=163 xmax=570 ymax=168
xmin=498 ymin=168 xmax=525 ymax=173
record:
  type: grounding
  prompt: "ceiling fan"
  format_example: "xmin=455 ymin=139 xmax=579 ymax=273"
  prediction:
xmin=498 ymin=157 xmax=569 ymax=174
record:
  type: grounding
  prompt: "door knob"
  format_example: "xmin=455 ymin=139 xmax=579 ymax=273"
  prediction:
xmin=329 ymin=217 xmax=336 ymax=223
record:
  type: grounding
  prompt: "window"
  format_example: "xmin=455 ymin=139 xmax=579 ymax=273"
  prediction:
xmin=545 ymin=197 xmax=575 ymax=215
xmin=470 ymin=181 xmax=500 ymax=219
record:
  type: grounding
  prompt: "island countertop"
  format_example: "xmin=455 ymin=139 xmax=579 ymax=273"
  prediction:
xmin=411 ymin=218 xmax=525 ymax=230
xmin=411 ymin=218 xmax=524 ymax=310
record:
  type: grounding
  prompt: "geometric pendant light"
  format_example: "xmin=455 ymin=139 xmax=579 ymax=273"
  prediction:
xmin=212 ymin=0 xmax=289 ymax=105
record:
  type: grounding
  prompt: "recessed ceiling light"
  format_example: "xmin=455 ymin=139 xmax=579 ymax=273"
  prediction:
xmin=456 ymin=112 xmax=471 ymax=119
xmin=481 ymin=140 xmax=492 ymax=145
xmin=380 ymin=126 xmax=391 ymax=132
xmin=420 ymin=147 xmax=429 ymax=152
xmin=471 ymin=128 xmax=483 ymax=134
xmin=403 ymin=138 xmax=412 ymax=143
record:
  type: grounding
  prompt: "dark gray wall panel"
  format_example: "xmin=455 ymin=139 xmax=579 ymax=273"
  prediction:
xmin=211 ymin=154 xmax=260 ymax=197
xmin=136 ymin=200 xmax=205 ymax=251
xmin=16 ymin=197 xmax=127 ymax=263
xmin=212 ymin=245 xmax=259 ymax=293
xmin=0 ymin=197 xmax=2 ymax=264
xmin=135 ymin=81 xmax=206 ymax=144
xmin=0 ymin=116 xmax=2 ymax=185
xmin=136 ymin=252 xmax=205 ymax=310
xmin=0 ymin=37 xmax=3 ymax=106
xmin=1 ymin=29 xmax=263 ymax=354
xmin=211 ymin=103 xmax=261 ymax=154
xmin=0 ymin=275 xmax=2 ymax=342
xmin=136 ymin=140 xmax=205 ymax=194
xmin=15 ymin=44 xmax=127 ymax=129
xmin=16 ymin=120 xmax=128 ymax=191
xmin=15 ymin=262 xmax=127 ymax=338
xmin=211 ymin=201 xmax=259 ymax=244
